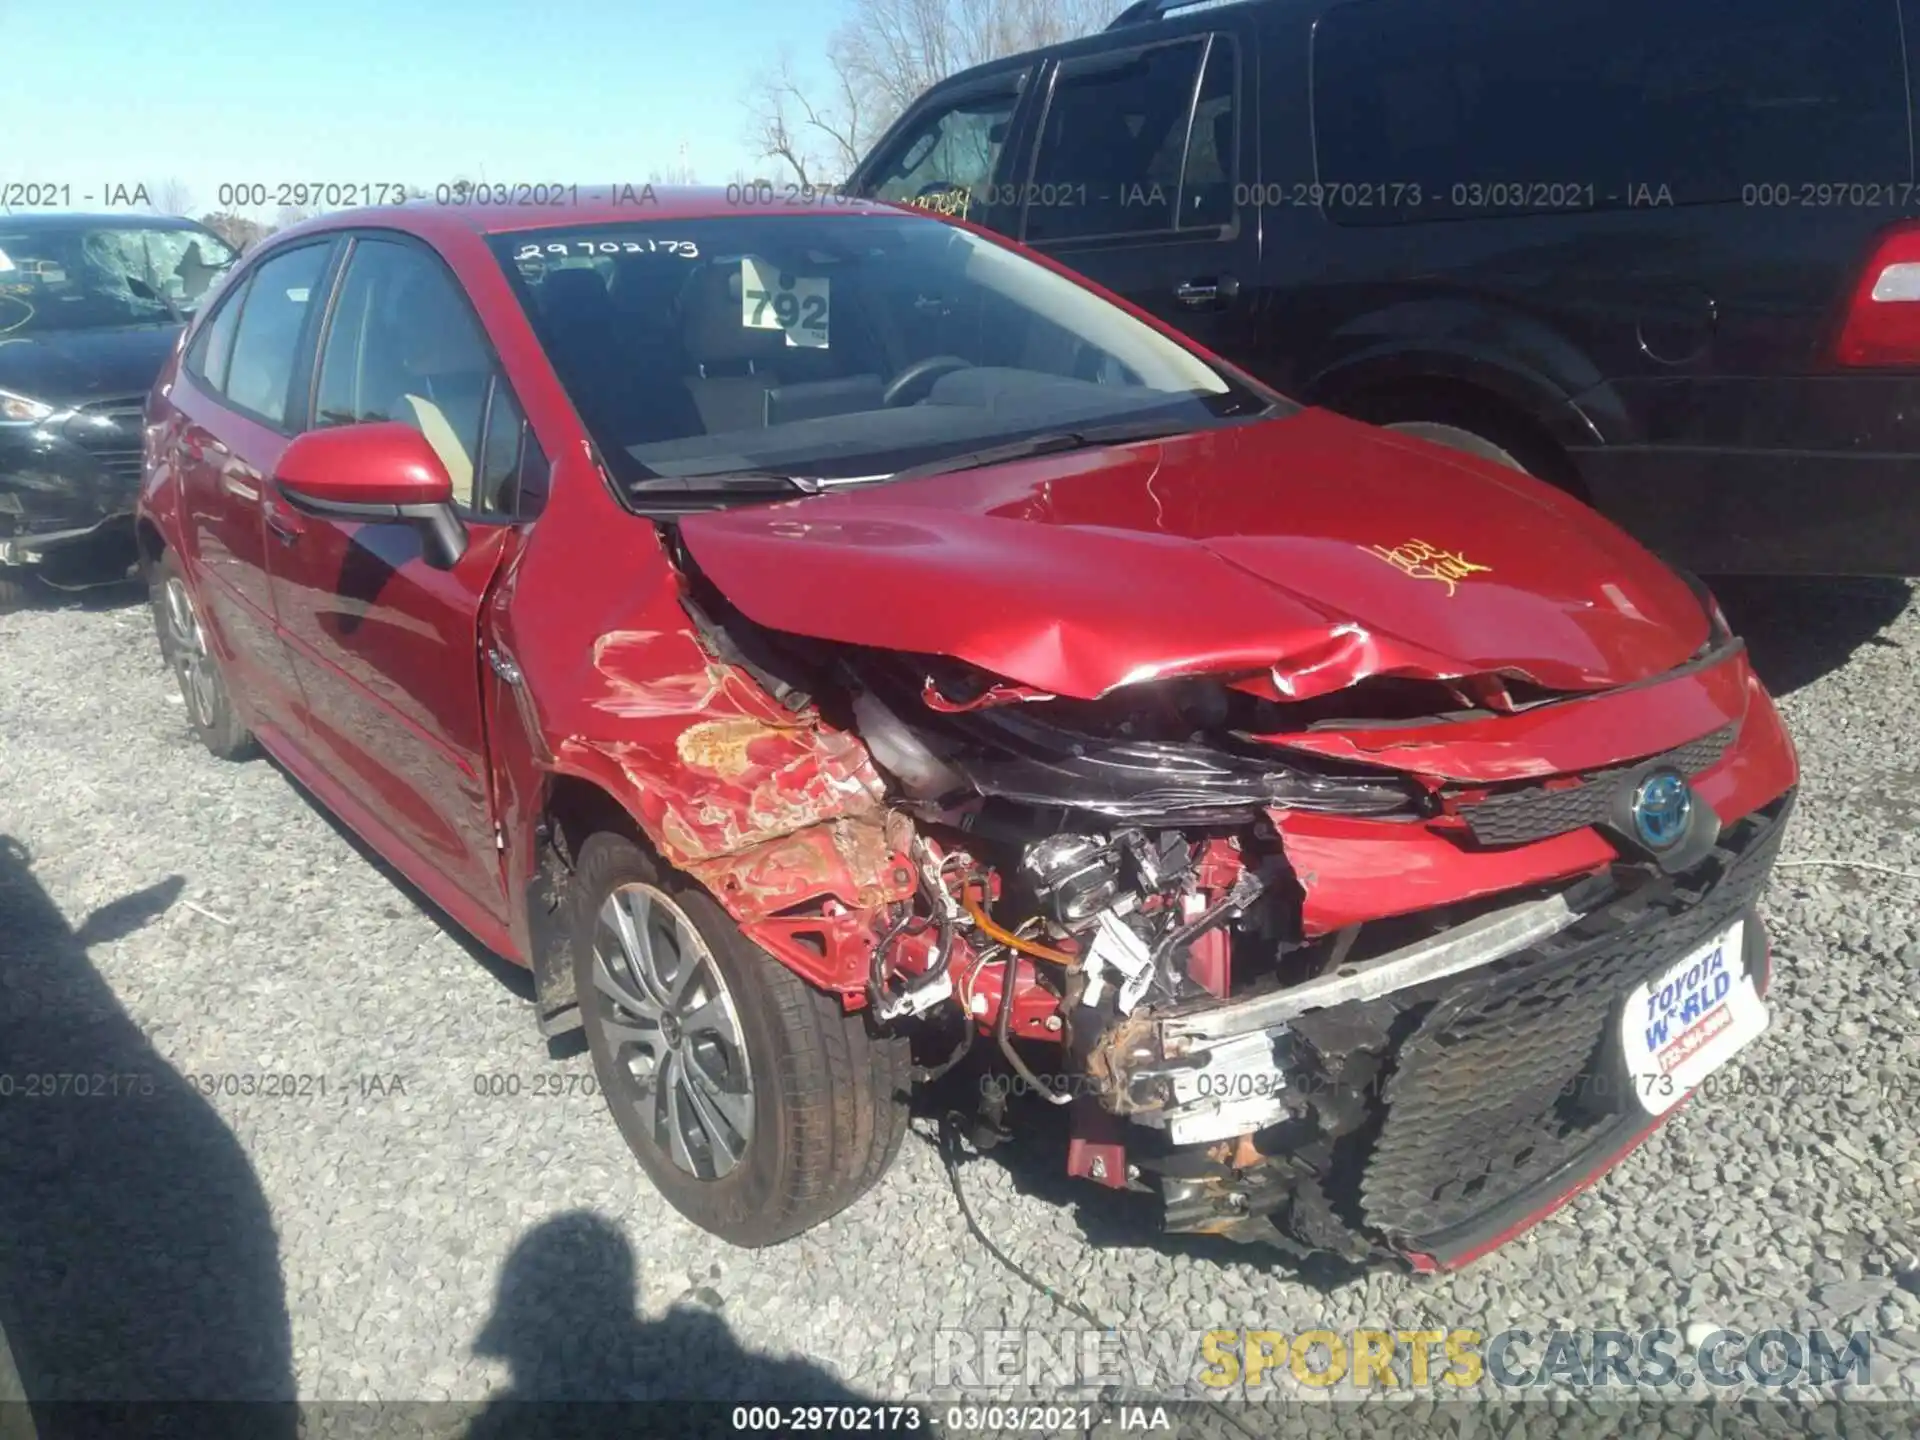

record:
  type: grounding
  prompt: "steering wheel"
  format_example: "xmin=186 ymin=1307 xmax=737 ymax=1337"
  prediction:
xmin=882 ymin=354 xmax=973 ymax=407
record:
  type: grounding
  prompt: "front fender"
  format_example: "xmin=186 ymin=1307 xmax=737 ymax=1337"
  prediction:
xmin=493 ymin=484 xmax=918 ymax=1005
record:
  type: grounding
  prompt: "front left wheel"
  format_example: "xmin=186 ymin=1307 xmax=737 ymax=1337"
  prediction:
xmin=570 ymin=831 xmax=910 ymax=1246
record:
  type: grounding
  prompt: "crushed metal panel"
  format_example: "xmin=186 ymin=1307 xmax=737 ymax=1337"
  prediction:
xmin=554 ymin=622 xmax=914 ymax=950
xmin=1270 ymin=808 xmax=1614 ymax=936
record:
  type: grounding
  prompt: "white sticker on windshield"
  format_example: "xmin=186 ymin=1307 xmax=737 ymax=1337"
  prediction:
xmin=740 ymin=256 xmax=829 ymax=349
xmin=0 ymin=250 xmax=13 ymax=273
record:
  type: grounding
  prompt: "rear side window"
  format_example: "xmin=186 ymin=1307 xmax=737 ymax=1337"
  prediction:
xmin=184 ymin=276 xmax=249 ymax=393
xmin=222 ymin=243 xmax=331 ymax=425
xmin=315 ymin=237 xmax=508 ymax=514
xmin=868 ymin=78 xmax=1025 ymax=221
xmin=1025 ymin=36 xmax=1238 ymax=243
xmin=1314 ymin=0 xmax=1912 ymax=224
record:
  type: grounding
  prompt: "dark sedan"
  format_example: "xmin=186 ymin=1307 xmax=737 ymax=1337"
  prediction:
xmin=0 ymin=213 xmax=236 ymax=605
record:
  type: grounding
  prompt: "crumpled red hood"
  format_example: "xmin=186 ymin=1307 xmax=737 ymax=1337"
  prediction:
xmin=676 ymin=408 xmax=1708 ymax=702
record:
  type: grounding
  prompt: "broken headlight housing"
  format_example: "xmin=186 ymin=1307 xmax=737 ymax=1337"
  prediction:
xmin=936 ymin=699 xmax=1424 ymax=823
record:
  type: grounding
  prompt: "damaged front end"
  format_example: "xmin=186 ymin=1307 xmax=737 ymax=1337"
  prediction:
xmin=0 ymin=396 xmax=148 ymax=587
xmin=635 ymin=545 xmax=1797 ymax=1270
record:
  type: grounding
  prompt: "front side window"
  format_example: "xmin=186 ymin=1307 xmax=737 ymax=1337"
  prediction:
xmin=0 ymin=225 xmax=237 ymax=337
xmin=492 ymin=213 xmax=1272 ymax=504
xmin=867 ymin=78 xmax=1024 ymax=221
xmin=1025 ymin=38 xmax=1232 ymax=243
xmin=222 ymin=242 xmax=332 ymax=427
xmin=314 ymin=238 xmax=501 ymax=509
xmin=1181 ymin=38 xmax=1238 ymax=230
xmin=184 ymin=275 xmax=251 ymax=393
xmin=1314 ymin=0 xmax=1910 ymax=223
xmin=477 ymin=383 xmax=547 ymax=517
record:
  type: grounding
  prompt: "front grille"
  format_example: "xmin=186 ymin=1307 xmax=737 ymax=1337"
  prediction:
xmin=86 ymin=448 xmax=144 ymax=486
xmin=63 ymin=398 xmax=147 ymax=492
xmin=1454 ymin=722 xmax=1737 ymax=847
xmin=1355 ymin=790 xmax=1790 ymax=1242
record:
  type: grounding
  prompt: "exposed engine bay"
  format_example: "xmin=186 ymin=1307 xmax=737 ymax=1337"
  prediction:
xmin=648 ymin=550 xmax=1795 ymax=1268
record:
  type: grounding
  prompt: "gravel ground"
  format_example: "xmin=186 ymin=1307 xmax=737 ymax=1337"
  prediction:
xmin=1 ymin=575 xmax=1918 ymax=1428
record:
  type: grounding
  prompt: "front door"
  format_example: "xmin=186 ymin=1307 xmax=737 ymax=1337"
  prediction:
xmin=1016 ymin=27 xmax=1262 ymax=361
xmin=263 ymin=233 xmax=531 ymax=926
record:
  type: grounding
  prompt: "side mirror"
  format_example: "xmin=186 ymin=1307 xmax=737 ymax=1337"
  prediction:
xmin=274 ymin=422 xmax=468 ymax=569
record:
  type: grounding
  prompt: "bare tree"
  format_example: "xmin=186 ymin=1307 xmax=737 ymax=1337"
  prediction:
xmin=746 ymin=0 xmax=1129 ymax=184
xmin=151 ymin=177 xmax=196 ymax=217
xmin=746 ymin=48 xmax=870 ymax=188
xmin=198 ymin=212 xmax=271 ymax=252
xmin=645 ymin=147 xmax=699 ymax=187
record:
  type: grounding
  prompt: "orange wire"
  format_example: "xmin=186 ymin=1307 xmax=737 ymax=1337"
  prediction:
xmin=961 ymin=890 xmax=1077 ymax=967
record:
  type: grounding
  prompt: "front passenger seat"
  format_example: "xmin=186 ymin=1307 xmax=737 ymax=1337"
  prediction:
xmin=679 ymin=266 xmax=787 ymax=434
xmin=381 ymin=274 xmax=491 ymax=505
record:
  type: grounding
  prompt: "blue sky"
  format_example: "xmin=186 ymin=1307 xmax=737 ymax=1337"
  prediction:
xmin=1 ymin=0 xmax=839 ymax=218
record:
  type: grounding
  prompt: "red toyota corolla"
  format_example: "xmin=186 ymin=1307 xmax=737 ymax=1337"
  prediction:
xmin=137 ymin=192 xmax=1797 ymax=1268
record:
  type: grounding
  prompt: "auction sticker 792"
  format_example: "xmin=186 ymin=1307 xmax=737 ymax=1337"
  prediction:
xmin=1621 ymin=919 xmax=1769 ymax=1117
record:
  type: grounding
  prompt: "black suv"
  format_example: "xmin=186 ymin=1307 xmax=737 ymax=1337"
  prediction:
xmin=848 ymin=0 xmax=1920 ymax=576
xmin=0 ymin=213 xmax=236 ymax=604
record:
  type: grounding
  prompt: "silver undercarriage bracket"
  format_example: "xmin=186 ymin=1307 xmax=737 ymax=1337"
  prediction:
xmin=1096 ymin=888 xmax=1586 ymax=1145
xmin=1162 ymin=889 xmax=1583 ymax=1049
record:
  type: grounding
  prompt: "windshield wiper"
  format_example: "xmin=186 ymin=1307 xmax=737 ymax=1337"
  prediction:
xmin=886 ymin=418 xmax=1200 ymax=482
xmin=126 ymin=277 xmax=184 ymax=323
xmin=630 ymin=470 xmax=826 ymax=497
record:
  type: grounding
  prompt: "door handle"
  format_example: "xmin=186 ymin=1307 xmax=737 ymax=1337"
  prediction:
xmin=1174 ymin=275 xmax=1240 ymax=309
xmin=218 ymin=460 xmax=261 ymax=501
xmin=264 ymin=504 xmax=305 ymax=546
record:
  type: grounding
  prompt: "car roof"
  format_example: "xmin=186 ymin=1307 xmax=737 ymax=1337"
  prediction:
xmin=0 ymin=212 xmax=215 ymax=232
xmin=272 ymin=187 xmax=906 ymax=245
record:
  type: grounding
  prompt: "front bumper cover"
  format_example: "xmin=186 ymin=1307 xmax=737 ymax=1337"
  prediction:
xmin=0 ymin=400 xmax=144 ymax=578
xmin=1103 ymin=790 xmax=1792 ymax=1265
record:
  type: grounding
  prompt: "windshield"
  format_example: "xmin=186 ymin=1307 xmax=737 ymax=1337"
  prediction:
xmin=490 ymin=212 xmax=1275 ymax=498
xmin=0 ymin=225 xmax=238 ymax=336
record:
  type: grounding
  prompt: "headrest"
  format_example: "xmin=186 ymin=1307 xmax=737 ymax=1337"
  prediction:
xmin=679 ymin=263 xmax=786 ymax=369
xmin=539 ymin=267 xmax=610 ymax=327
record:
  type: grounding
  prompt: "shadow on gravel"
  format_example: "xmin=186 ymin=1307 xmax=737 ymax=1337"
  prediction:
xmin=0 ymin=575 xmax=146 ymax=619
xmin=1713 ymin=576 xmax=1912 ymax=698
xmin=912 ymin=1069 xmax=1370 ymax=1296
xmin=0 ymin=835 xmax=295 ymax=1434
xmin=465 ymin=1212 xmax=881 ymax=1439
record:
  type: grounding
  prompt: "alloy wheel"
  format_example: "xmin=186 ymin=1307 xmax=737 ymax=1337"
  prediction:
xmin=590 ymin=883 xmax=755 ymax=1179
xmin=162 ymin=577 xmax=219 ymax=730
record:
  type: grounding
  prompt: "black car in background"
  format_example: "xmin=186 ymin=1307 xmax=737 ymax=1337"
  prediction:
xmin=0 ymin=213 xmax=236 ymax=605
xmin=849 ymin=0 xmax=1920 ymax=576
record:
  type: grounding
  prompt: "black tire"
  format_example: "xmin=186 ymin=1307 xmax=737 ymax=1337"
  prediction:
xmin=149 ymin=550 xmax=254 ymax=760
xmin=0 ymin=567 xmax=39 ymax=615
xmin=570 ymin=831 xmax=910 ymax=1246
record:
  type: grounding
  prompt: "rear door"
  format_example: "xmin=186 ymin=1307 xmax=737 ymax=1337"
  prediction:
xmin=263 ymin=232 xmax=532 ymax=926
xmin=1013 ymin=21 xmax=1262 ymax=359
xmin=171 ymin=239 xmax=337 ymax=720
